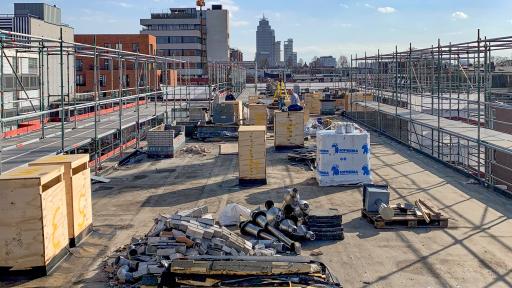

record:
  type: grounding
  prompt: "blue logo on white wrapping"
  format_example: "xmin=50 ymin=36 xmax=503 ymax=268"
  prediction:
xmin=319 ymin=149 xmax=329 ymax=155
xmin=362 ymin=165 xmax=370 ymax=176
xmin=331 ymin=164 xmax=358 ymax=176
xmin=362 ymin=144 xmax=369 ymax=155
xmin=331 ymin=143 xmax=358 ymax=154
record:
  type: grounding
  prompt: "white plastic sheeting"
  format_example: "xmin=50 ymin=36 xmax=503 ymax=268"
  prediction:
xmin=218 ymin=203 xmax=252 ymax=226
xmin=316 ymin=124 xmax=372 ymax=186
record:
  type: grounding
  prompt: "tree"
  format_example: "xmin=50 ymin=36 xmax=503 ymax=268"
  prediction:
xmin=337 ymin=55 xmax=348 ymax=68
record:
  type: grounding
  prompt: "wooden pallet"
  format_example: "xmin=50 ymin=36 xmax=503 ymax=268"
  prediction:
xmin=361 ymin=208 xmax=448 ymax=229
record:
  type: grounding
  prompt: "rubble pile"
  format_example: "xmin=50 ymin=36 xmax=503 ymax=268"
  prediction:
xmin=181 ymin=144 xmax=210 ymax=156
xmin=106 ymin=206 xmax=257 ymax=285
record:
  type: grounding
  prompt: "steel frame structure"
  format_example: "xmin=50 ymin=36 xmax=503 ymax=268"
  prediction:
xmin=0 ymin=29 xmax=246 ymax=174
xmin=348 ymin=30 xmax=512 ymax=196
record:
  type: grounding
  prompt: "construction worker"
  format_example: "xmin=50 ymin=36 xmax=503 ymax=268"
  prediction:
xmin=225 ymin=89 xmax=236 ymax=101
xmin=287 ymin=92 xmax=303 ymax=111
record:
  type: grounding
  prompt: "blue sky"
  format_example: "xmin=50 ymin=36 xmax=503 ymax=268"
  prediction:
xmin=2 ymin=0 xmax=512 ymax=62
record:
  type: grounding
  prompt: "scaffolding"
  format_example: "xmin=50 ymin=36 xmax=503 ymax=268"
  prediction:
xmin=0 ymin=29 xmax=246 ymax=174
xmin=348 ymin=30 xmax=512 ymax=196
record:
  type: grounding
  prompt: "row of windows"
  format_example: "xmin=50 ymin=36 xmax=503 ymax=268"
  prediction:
xmin=156 ymin=36 xmax=201 ymax=44
xmin=157 ymin=49 xmax=203 ymax=57
xmin=2 ymin=75 xmax=40 ymax=91
xmin=145 ymin=24 xmax=200 ymax=31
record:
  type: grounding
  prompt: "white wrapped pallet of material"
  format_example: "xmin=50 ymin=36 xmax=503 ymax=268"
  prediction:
xmin=316 ymin=124 xmax=371 ymax=186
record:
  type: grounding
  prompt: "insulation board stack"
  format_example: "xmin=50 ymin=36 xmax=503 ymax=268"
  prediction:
xmin=213 ymin=101 xmax=243 ymax=124
xmin=29 ymin=154 xmax=93 ymax=247
xmin=320 ymin=100 xmax=336 ymax=115
xmin=147 ymin=124 xmax=186 ymax=158
xmin=316 ymin=123 xmax=372 ymax=186
xmin=249 ymin=96 xmax=259 ymax=104
xmin=238 ymin=125 xmax=267 ymax=184
xmin=0 ymin=165 xmax=69 ymax=275
xmin=248 ymin=104 xmax=268 ymax=125
xmin=274 ymin=111 xmax=305 ymax=149
xmin=304 ymin=92 xmax=322 ymax=114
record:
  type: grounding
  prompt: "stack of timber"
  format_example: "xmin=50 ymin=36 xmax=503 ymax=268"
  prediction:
xmin=146 ymin=124 xmax=185 ymax=158
xmin=304 ymin=92 xmax=322 ymax=114
xmin=29 ymin=154 xmax=93 ymax=247
xmin=0 ymin=165 xmax=69 ymax=275
xmin=361 ymin=198 xmax=449 ymax=229
xmin=248 ymin=104 xmax=268 ymax=125
xmin=343 ymin=93 xmax=374 ymax=112
xmin=238 ymin=126 xmax=267 ymax=185
xmin=274 ymin=111 xmax=305 ymax=149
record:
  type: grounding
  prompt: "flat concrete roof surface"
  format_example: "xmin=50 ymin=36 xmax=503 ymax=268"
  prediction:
xmin=2 ymin=132 xmax=511 ymax=287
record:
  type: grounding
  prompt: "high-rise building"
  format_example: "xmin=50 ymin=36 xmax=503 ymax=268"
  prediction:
xmin=284 ymin=38 xmax=296 ymax=67
xmin=274 ymin=41 xmax=281 ymax=66
xmin=140 ymin=5 xmax=229 ymax=79
xmin=255 ymin=16 xmax=275 ymax=68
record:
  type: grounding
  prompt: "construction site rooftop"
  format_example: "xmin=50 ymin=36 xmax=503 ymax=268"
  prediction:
xmin=4 ymin=131 xmax=510 ymax=287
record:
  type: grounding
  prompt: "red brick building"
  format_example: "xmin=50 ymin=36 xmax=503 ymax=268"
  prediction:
xmin=74 ymin=34 xmax=177 ymax=97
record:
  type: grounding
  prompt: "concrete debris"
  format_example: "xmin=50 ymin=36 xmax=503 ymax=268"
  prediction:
xmin=218 ymin=203 xmax=252 ymax=226
xmin=106 ymin=207 xmax=269 ymax=286
xmin=182 ymin=144 xmax=211 ymax=156
xmin=310 ymin=250 xmax=324 ymax=256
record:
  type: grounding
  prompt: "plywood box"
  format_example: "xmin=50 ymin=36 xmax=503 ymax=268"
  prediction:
xmin=248 ymin=96 xmax=260 ymax=104
xmin=0 ymin=165 xmax=68 ymax=274
xmin=248 ymin=104 xmax=268 ymax=125
xmin=238 ymin=126 xmax=266 ymax=182
xmin=274 ymin=111 xmax=305 ymax=148
xmin=29 ymin=154 xmax=93 ymax=247
xmin=304 ymin=92 xmax=322 ymax=114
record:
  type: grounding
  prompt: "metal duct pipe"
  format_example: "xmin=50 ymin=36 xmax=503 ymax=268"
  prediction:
xmin=251 ymin=211 xmax=301 ymax=254
xmin=375 ymin=199 xmax=394 ymax=220
xmin=266 ymin=207 xmax=283 ymax=226
xmin=279 ymin=219 xmax=298 ymax=234
xmin=240 ymin=221 xmax=262 ymax=237
xmin=115 ymin=256 xmax=139 ymax=270
xmin=117 ymin=265 xmax=134 ymax=283
xmin=297 ymin=225 xmax=316 ymax=241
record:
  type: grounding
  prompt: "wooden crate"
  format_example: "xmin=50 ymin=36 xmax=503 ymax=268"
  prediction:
xmin=274 ymin=111 xmax=305 ymax=149
xmin=0 ymin=165 xmax=68 ymax=275
xmin=238 ymin=126 xmax=267 ymax=184
xmin=304 ymin=92 xmax=322 ymax=114
xmin=248 ymin=96 xmax=260 ymax=104
xmin=29 ymin=154 xmax=93 ymax=247
xmin=225 ymin=100 xmax=244 ymax=124
xmin=248 ymin=104 xmax=268 ymax=125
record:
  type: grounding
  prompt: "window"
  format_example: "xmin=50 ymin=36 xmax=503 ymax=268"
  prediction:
xmin=149 ymin=44 xmax=154 ymax=55
xmin=103 ymin=59 xmax=110 ymax=70
xmin=76 ymin=74 xmax=86 ymax=86
xmin=132 ymin=43 xmax=139 ymax=52
xmin=28 ymin=58 xmax=38 ymax=74
xmin=76 ymin=59 xmax=83 ymax=71
xmin=99 ymin=75 xmax=106 ymax=87
xmin=115 ymin=43 xmax=123 ymax=50
xmin=182 ymin=36 xmax=200 ymax=43
xmin=157 ymin=37 xmax=169 ymax=44
xmin=104 ymin=43 xmax=112 ymax=49
xmin=169 ymin=36 xmax=182 ymax=44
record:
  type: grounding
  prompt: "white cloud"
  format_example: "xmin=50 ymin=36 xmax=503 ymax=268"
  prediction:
xmin=340 ymin=3 xmax=349 ymax=8
xmin=231 ymin=20 xmax=249 ymax=27
xmin=451 ymin=11 xmax=468 ymax=20
xmin=364 ymin=3 xmax=374 ymax=8
xmin=115 ymin=2 xmax=133 ymax=8
xmin=377 ymin=7 xmax=396 ymax=14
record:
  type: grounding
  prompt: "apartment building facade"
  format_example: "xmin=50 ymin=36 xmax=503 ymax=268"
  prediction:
xmin=74 ymin=34 xmax=177 ymax=98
